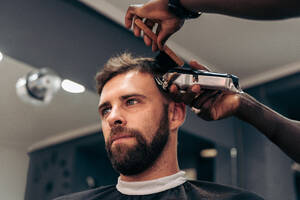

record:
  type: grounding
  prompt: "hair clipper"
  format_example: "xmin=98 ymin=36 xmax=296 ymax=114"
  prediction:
xmin=133 ymin=18 xmax=242 ymax=94
xmin=154 ymin=51 xmax=242 ymax=93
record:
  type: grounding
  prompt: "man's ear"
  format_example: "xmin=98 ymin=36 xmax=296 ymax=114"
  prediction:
xmin=168 ymin=102 xmax=186 ymax=131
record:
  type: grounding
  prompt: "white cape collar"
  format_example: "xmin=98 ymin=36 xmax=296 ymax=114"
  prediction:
xmin=116 ymin=171 xmax=187 ymax=195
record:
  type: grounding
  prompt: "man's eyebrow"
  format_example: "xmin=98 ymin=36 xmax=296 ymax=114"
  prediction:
xmin=98 ymin=102 xmax=110 ymax=111
xmin=121 ymin=94 xmax=146 ymax=99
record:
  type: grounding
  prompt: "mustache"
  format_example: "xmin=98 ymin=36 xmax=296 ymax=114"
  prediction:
xmin=110 ymin=126 xmax=138 ymax=137
xmin=108 ymin=126 xmax=141 ymax=146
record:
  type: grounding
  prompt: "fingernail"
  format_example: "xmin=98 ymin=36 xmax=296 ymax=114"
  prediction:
xmin=191 ymin=85 xmax=201 ymax=93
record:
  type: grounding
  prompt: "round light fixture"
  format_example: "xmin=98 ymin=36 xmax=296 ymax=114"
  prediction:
xmin=16 ymin=68 xmax=61 ymax=105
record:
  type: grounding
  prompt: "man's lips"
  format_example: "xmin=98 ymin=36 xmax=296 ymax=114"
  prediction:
xmin=111 ymin=134 xmax=135 ymax=144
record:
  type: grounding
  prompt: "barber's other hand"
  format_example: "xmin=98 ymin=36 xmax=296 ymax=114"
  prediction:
xmin=125 ymin=0 xmax=184 ymax=51
xmin=169 ymin=60 xmax=242 ymax=121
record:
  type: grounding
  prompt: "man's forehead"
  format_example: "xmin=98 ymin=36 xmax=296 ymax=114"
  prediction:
xmin=99 ymin=70 xmax=157 ymax=103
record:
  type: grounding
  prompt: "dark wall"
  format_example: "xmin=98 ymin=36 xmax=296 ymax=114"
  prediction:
xmin=236 ymin=73 xmax=300 ymax=200
xmin=25 ymin=133 xmax=119 ymax=200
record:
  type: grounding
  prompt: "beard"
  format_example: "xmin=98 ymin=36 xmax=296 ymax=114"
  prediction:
xmin=105 ymin=104 xmax=170 ymax=176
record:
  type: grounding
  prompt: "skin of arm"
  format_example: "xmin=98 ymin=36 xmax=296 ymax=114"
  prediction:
xmin=236 ymin=92 xmax=300 ymax=163
xmin=181 ymin=0 xmax=300 ymax=20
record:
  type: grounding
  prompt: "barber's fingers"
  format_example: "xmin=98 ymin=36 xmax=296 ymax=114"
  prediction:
xmin=133 ymin=16 xmax=143 ymax=37
xmin=189 ymin=60 xmax=210 ymax=71
xmin=144 ymin=34 xmax=152 ymax=47
xmin=142 ymin=23 xmax=169 ymax=52
xmin=181 ymin=85 xmax=202 ymax=105
xmin=125 ymin=6 xmax=135 ymax=29
xmin=169 ymin=84 xmax=181 ymax=102
xmin=169 ymin=84 xmax=203 ymax=104
xmin=125 ymin=4 xmax=144 ymax=29
xmin=197 ymin=91 xmax=224 ymax=121
xmin=191 ymin=90 xmax=220 ymax=109
xmin=169 ymin=84 xmax=194 ymax=103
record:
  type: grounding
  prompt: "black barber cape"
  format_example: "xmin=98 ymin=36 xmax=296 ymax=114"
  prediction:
xmin=54 ymin=180 xmax=263 ymax=200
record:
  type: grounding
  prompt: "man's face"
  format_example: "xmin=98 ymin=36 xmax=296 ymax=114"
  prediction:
xmin=98 ymin=70 xmax=170 ymax=175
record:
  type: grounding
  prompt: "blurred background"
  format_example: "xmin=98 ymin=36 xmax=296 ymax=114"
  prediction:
xmin=0 ymin=0 xmax=299 ymax=199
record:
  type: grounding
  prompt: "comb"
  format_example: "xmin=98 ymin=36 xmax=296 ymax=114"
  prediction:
xmin=134 ymin=18 xmax=184 ymax=69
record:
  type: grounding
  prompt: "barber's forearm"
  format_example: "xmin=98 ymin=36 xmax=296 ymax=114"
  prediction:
xmin=235 ymin=93 xmax=300 ymax=162
xmin=180 ymin=0 xmax=300 ymax=19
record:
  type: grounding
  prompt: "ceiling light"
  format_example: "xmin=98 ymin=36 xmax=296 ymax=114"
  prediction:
xmin=200 ymin=148 xmax=218 ymax=158
xmin=61 ymin=79 xmax=85 ymax=93
xmin=16 ymin=68 xmax=61 ymax=105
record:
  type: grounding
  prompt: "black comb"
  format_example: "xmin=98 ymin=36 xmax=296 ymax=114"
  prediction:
xmin=155 ymin=51 xmax=182 ymax=73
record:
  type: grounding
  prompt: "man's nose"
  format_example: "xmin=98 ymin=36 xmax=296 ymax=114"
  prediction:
xmin=107 ymin=107 xmax=127 ymax=127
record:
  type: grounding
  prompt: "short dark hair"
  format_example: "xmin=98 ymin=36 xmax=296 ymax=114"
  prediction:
xmin=95 ymin=53 xmax=165 ymax=97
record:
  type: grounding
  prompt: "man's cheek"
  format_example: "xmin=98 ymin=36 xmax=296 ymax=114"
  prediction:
xmin=102 ymin=128 xmax=110 ymax=143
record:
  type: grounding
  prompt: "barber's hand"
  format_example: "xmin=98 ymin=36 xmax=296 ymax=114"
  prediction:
xmin=169 ymin=60 xmax=242 ymax=121
xmin=125 ymin=0 xmax=185 ymax=52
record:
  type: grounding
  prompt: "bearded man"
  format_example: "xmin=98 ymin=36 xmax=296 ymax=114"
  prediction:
xmin=54 ymin=53 xmax=263 ymax=200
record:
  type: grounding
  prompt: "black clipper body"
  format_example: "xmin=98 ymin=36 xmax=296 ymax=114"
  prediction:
xmin=154 ymin=51 xmax=242 ymax=93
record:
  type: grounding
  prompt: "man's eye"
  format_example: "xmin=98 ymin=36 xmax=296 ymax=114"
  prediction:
xmin=126 ymin=99 xmax=138 ymax=106
xmin=101 ymin=108 xmax=111 ymax=117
